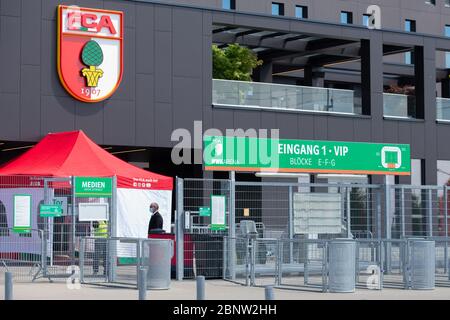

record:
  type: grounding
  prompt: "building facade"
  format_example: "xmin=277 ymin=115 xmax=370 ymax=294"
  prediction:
xmin=0 ymin=0 xmax=450 ymax=186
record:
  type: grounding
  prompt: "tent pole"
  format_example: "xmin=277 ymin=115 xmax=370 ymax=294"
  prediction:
xmin=71 ymin=176 xmax=76 ymax=269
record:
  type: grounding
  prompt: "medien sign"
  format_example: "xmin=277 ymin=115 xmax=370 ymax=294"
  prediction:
xmin=203 ymin=136 xmax=411 ymax=175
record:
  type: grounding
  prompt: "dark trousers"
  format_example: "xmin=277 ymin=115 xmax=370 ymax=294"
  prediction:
xmin=93 ymin=239 xmax=107 ymax=275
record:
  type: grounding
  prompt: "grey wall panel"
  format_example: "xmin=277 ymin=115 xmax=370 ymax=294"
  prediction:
xmin=212 ymin=108 xmax=234 ymax=134
xmin=353 ymin=118 xmax=371 ymax=142
xmin=233 ymin=109 xmax=261 ymax=131
xmin=42 ymin=0 xmax=59 ymax=20
xmin=111 ymin=27 xmax=136 ymax=101
xmin=136 ymin=73 xmax=155 ymax=146
xmin=40 ymin=95 xmax=75 ymax=135
xmin=172 ymin=76 xmax=202 ymax=131
xmin=298 ymin=114 xmax=315 ymax=140
xmin=0 ymin=93 xmax=20 ymax=140
xmin=40 ymin=19 xmax=66 ymax=97
xmin=172 ymin=8 xmax=203 ymax=78
xmin=104 ymin=0 xmax=136 ymax=29
xmin=21 ymin=0 xmax=41 ymax=66
xmin=437 ymin=124 xmax=450 ymax=159
xmin=260 ymin=111 xmax=277 ymax=132
xmin=103 ymin=99 xmax=135 ymax=146
xmin=1 ymin=0 xmax=21 ymax=17
xmin=136 ymin=3 xmax=155 ymax=75
xmin=154 ymin=31 xmax=172 ymax=103
xmin=411 ymin=122 xmax=426 ymax=157
xmin=276 ymin=113 xmax=299 ymax=139
xmin=155 ymin=5 xmax=172 ymax=32
xmin=0 ymin=16 xmax=21 ymax=94
xmin=154 ymin=102 xmax=173 ymax=147
xmin=314 ymin=117 xmax=328 ymax=140
xmin=327 ymin=117 xmax=354 ymax=141
xmin=20 ymin=65 xmax=41 ymax=140
xmin=382 ymin=121 xmax=398 ymax=143
xmin=74 ymin=101 xmax=104 ymax=143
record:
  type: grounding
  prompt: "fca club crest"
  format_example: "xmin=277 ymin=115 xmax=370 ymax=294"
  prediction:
xmin=57 ymin=5 xmax=123 ymax=103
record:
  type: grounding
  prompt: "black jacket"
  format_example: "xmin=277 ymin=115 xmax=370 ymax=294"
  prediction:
xmin=148 ymin=211 xmax=163 ymax=233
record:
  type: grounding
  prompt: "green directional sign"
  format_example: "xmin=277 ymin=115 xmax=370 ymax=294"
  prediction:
xmin=40 ymin=204 xmax=63 ymax=217
xmin=204 ymin=136 xmax=411 ymax=176
xmin=74 ymin=177 xmax=112 ymax=198
xmin=199 ymin=207 xmax=211 ymax=217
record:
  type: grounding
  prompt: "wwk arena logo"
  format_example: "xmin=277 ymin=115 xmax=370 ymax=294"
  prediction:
xmin=57 ymin=5 xmax=123 ymax=103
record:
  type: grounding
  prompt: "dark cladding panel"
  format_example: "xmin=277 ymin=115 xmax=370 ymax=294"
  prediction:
xmin=136 ymin=3 xmax=154 ymax=75
xmin=154 ymin=102 xmax=174 ymax=148
xmin=20 ymin=65 xmax=41 ymax=140
xmin=353 ymin=118 xmax=371 ymax=142
xmin=136 ymin=73 xmax=155 ymax=146
xmin=155 ymin=5 xmax=172 ymax=32
xmin=103 ymin=99 xmax=135 ymax=146
xmin=212 ymin=108 xmax=234 ymax=134
xmin=327 ymin=117 xmax=354 ymax=142
xmin=104 ymin=0 xmax=136 ymax=29
xmin=110 ymin=27 xmax=136 ymax=101
xmin=155 ymin=31 xmax=172 ymax=103
xmin=298 ymin=114 xmax=315 ymax=140
xmin=173 ymin=76 xmax=203 ymax=130
xmin=74 ymin=101 xmax=104 ymax=144
xmin=40 ymin=19 xmax=66 ymax=97
xmin=314 ymin=117 xmax=328 ymax=140
xmin=437 ymin=124 xmax=450 ymax=159
xmin=0 ymin=94 xmax=20 ymax=140
xmin=21 ymin=0 xmax=41 ymax=66
xmin=41 ymin=95 xmax=75 ymax=135
xmin=382 ymin=121 xmax=398 ymax=143
xmin=277 ymin=113 xmax=298 ymax=139
xmin=260 ymin=111 xmax=277 ymax=133
xmin=1 ymin=0 xmax=21 ymax=16
xmin=233 ymin=109 xmax=261 ymax=131
xmin=0 ymin=16 xmax=20 ymax=94
xmin=411 ymin=122 xmax=426 ymax=157
xmin=173 ymin=8 xmax=203 ymax=78
xmin=41 ymin=0 xmax=59 ymax=20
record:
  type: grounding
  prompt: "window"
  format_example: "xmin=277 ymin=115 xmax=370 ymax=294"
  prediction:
xmin=222 ymin=0 xmax=236 ymax=10
xmin=0 ymin=201 xmax=8 ymax=236
xmin=405 ymin=19 xmax=416 ymax=32
xmin=405 ymin=20 xmax=416 ymax=64
xmin=340 ymin=11 xmax=353 ymax=24
xmin=425 ymin=0 xmax=436 ymax=5
xmin=272 ymin=2 xmax=284 ymax=16
xmin=445 ymin=25 xmax=450 ymax=67
xmin=363 ymin=14 xmax=370 ymax=27
xmin=446 ymin=0 xmax=450 ymax=7
xmin=295 ymin=5 xmax=308 ymax=19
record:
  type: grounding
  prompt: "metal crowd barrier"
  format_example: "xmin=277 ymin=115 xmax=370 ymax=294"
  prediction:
xmin=223 ymin=236 xmax=450 ymax=292
xmin=0 ymin=228 xmax=46 ymax=282
xmin=79 ymin=237 xmax=173 ymax=289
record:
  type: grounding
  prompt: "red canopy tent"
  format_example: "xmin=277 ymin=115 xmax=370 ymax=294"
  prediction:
xmin=0 ymin=130 xmax=172 ymax=190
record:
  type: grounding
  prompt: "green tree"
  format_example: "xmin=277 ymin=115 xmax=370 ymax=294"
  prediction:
xmin=213 ymin=44 xmax=263 ymax=81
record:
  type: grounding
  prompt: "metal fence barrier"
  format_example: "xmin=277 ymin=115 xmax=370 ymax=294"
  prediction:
xmin=0 ymin=228 xmax=45 ymax=282
xmin=223 ymin=236 xmax=450 ymax=292
xmin=79 ymin=237 xmax=173 ymax=289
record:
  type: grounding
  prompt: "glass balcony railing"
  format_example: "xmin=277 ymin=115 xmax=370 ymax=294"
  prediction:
xmin=212 ymin=79 xmax=357 ymax=115
xmin=383 ymin=93 xmax=416 ymax=118
xmin=437 ymin=97 xmax=450 ymax=121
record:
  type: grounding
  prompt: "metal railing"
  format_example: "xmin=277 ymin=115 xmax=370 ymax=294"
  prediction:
xmin=223 ymin=236 xmax=450 ymax=292
xmin=383 ymin=93 xmax=416 ymax=118
xmin=437 ymin=97 xmax=450 ymax=121
xmin=0 ymin=228 xmax=45 ymax=282
xmin=213 ymin=79 xmax=357 ymax=115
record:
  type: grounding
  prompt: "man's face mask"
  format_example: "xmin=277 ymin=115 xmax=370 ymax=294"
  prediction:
xmin=150 ymin=207 xmax=156 ymax=213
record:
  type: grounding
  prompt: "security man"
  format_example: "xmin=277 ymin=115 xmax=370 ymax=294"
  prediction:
xmin=93 ymin=220 xmax=108 ymax=275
